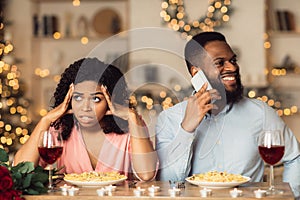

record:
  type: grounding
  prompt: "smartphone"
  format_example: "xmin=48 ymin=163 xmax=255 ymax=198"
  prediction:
xmin=191 ymin=70 xmax=213 ymax=92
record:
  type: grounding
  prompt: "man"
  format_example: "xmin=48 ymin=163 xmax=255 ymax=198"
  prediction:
xmin=155 ymin=32 xmax=300 ymax=197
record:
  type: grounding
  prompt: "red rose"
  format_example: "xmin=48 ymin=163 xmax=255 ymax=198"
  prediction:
xmin=0 ymin=189 xmax=24 ymax=200
xmin=0 ymin=166 xmax=13 ymax=191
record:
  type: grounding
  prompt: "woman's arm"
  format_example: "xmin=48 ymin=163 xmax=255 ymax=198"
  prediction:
xmin=101 ymin=85 xmax=158 ymax=181
xmin=13 ymin=85 xmax=74 ymax=166
xmin=128 ymin=109 xmax=158 ymax=181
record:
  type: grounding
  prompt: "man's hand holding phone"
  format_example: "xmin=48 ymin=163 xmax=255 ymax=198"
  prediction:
xmin=181 ymin=71 xmax=220 ymax=133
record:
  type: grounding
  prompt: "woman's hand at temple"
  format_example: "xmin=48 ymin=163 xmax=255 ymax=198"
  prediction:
xmin=101 ymin=85 xmax=136 ymax=121
xmin=43 ymin=84 xmax=74 ymax=125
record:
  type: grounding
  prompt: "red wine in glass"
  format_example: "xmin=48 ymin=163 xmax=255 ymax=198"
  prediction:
xmin=258 ymin=130 xmax=284 ymax=195
xmin=258 ymin=145 xmax=285 ymax=165
xmin=38 ymin=146 xmax=63 ymax=165
xmin=38 ymin=130 xmax=63 ymax=192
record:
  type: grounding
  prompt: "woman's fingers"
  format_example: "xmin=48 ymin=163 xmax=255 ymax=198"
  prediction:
xmin=101 ymin=85 xmax=131 ymax=119
xmin=101 ymin=85 xmax=114 ymax=113
xmin=43 ymin=84 xmax=74 ymax=124
xmin=62 ymin=84 xmax=74 ymax=109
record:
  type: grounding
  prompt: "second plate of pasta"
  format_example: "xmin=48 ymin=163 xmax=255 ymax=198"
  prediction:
xmin=185 ymin=171 xmax=251 ymax=189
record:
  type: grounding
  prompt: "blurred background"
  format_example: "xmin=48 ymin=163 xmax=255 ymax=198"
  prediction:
xmin=0 ymin=0 xmax=300 ymax=154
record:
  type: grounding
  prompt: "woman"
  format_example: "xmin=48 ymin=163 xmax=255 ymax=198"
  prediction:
xmin=14 ymin=58 xmax=157 ymax=181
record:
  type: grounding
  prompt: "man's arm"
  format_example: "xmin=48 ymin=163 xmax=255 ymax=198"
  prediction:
xmin=155 ymin=109 xmax=195 ymax=181
xmin=155 ymin=83 xmax=217 ymax=181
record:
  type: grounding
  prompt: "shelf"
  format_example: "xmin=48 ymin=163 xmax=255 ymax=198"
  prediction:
xmin=268 ymin=31 xmax=300 ymax=37
xmin=29 ymin=0 xmax=129 ymax=112
xmin=31 ymin=35 xmax=128 ymax=42
xmin=32 ymin=0 xmax=127 ymax=2
xmin=266 ymin=0 xmax=300 ymax=83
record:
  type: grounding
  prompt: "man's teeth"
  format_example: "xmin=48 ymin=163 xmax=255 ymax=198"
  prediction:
xmin=222 ymin=76 xmax=235 ymax=81
xmin=81 ymin=116 xmax=92 ymax=120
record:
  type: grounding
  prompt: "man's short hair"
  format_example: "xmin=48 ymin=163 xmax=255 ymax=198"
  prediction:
xmin=184 ymin=32 xmax=227 ymax=73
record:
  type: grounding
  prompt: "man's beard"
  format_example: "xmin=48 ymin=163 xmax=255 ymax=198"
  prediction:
xmin=205 ymin=70 xmax=244 ymax=114
xmin=225 ymin=73 xmax=244 ymax=105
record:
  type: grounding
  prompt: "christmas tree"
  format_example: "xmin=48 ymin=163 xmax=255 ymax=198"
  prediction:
xmin=0 ymin=1 xmax=34 ymax=154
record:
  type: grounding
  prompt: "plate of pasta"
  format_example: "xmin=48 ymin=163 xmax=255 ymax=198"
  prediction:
xmin=64 ymin=171 xmax=127 ymax=187
xmin=185 ymin=171 xmax=251 ymax=189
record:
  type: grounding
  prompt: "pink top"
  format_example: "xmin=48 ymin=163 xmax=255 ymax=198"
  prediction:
xmin=56 ymin=127 xmax=132 ymax=177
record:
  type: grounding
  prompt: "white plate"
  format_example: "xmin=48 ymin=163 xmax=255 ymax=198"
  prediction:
xmin=64 ymin=177 xmax=127 ymax=188
xmin=185 ymin=176 xmax=251 ymax=189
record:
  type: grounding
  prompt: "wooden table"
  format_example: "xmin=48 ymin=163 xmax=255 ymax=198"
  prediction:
xmin=24 ymin=181 xmax=295 ymax=200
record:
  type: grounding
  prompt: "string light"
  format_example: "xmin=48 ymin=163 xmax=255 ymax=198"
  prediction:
xmin=80 ymin=36 xmax=89 ymax=44
xmin=72 ymin=0 xmax=80 ymax=7
xmin=0 ymin=29 xmax=34 ymax=153
xmin=130 ymin=84 xmax=184 ymax=112
xmin=39 ymin=109 xmax=48 ymax=117
xmin=264 ymin=33 xmax=300 ymax=76
xmin=160 ymin=0 xmax=232 ymax=38
xmin=260 ymin=33 xmax=298 ymax=115
xmin=247 ymin=88 xmax=298 ymax=117
xmin=53 ymin=32 xmax=61 ymax=40
xmin=34 ymin=67 xmax=50 ymax=78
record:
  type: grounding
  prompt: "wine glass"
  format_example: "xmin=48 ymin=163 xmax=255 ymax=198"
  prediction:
xmin=258 ymin=130 xmax=285 ymax=195
xmin=38 ymin=130 xmax=63 ymax=192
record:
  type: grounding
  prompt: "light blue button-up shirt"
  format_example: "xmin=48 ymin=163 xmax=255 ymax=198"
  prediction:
xmin=156 ymin=97 xmax=300 ymax=197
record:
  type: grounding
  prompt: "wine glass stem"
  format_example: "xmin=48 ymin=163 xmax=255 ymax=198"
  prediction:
xmin=269 ymin=165 xmax=275 ymax=191
xmin=48 ymin=166 xmax=53 ymax=190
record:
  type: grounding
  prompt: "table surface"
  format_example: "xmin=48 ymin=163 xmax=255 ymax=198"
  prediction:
xmin=23 ymin=181 xmax=295 ymax=200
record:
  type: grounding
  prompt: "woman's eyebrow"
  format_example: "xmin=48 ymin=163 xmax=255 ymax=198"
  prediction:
xmin=73 ymin=91 xmax=104 ymax=95
xmin=91 ymin=92 xmax=104 ymax=96
xmin=73 ymin=91 xmax=82 ymax=95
